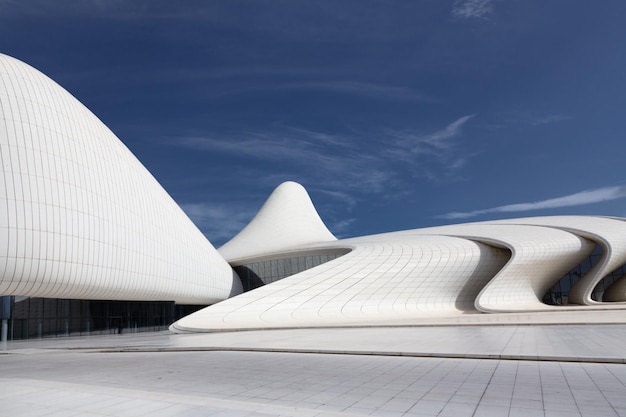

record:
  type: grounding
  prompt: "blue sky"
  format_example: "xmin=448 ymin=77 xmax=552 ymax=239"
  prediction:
xmin=2 ymin=0 xmax=626 ymax=245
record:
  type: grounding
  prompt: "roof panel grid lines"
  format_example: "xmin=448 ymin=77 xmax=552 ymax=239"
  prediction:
xmin=2 ymin=53 xmax=626 ymax=334
xmin=174 ymin=185 xmax=626 ymax=330
xmin=0 ymin=53 xmax=241 ymax=305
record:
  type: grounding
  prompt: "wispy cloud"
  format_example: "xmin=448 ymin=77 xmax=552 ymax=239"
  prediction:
xmin=0 ymin=0 xmax=218 ymax=19
xmin=314 ymin=189 xmax=358 ymax=211
xmin=383 ymin=115 xmax=476 ymax=181
xmin=405 ymin=114 xmax=475 ymax=153
xmin=387 ymin=115 xmax=475 ymax=155
xmin=438 ymin=185 xmax=626 ymax=219
xmin=176 ymin=128 xmax=393 ymax=195
xmin=175 ymin=116 xmax=475 ymax=195
xmin=263 ymin=81 xmax=430 ymax=101
xmin=452 ymin=0 xmax=496 ymax=19
xmin=0 ymin=1 xmax=436 ymax=44
xmin=530 ymin=114 xmax=573 ymax=126
xmin=484 ymin=111 xmax=573 ymax=131
xmin=204 ymin=80 xmax=431 ymax=102
xmin=174 ymin=116 xmax=478 ymax=238
xmin=181 ymin=202 xmax=256 ymax=245
xmin=330 ymin=218 xmax=357 ymax=237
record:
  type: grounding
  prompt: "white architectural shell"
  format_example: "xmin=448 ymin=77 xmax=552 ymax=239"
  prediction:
xmin=2 ymin=54 xmax=625 ymax=332
xmin=172 ymin=182 xmax=626 ymax=331
xmin=172 ymin=182 xmax=626 ymax=332
xmin=173 ymin=235 xmax=510 ymax=331
xmin=218 ymin=181 xmax=337 ymax=262
xmin=381 ymin=224 xmax=595 ymax=311
xmin=484 ymin=216 xmax=626 ymax=305
xmin=0 ymin=53 xmax=241 ymax=304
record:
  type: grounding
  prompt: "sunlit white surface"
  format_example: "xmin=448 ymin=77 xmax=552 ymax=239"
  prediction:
xmin=0 ymin=53 xmax=241 ymax=303
xmin=173 ymin=181 xmax=626 ymax=332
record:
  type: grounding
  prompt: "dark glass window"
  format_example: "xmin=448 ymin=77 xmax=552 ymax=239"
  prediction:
xmin=234 ymin=249 xmax=350 ymax=292
xmin=0 ymin=297 xmax=204 ymax=341
xmin=543 ymin=245 xmax=626 ymax=305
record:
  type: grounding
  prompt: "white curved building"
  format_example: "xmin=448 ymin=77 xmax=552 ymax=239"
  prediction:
xmin=2 ymin=53 xmax=626 ymax=339
xmin=218 ymin=181 xmax=337 ymax=262
xmin=0 ymin=53 xmax=241 ymax=306
xmin=172 ymin=182 xmax=626 ymax=332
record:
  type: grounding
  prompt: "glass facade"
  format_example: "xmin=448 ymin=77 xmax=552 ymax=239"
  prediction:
xmin=0 ymin=250 xmax=349 ymax=340
xmin=7 ymin=244 xmax=626 ymax=339
xmin=543 ymin=245 xmax=626 ymax=305
xmin=0 ymin=296 xmax=204 ymax=341
xmin=234 ymin=249 xmax=350 ymax=292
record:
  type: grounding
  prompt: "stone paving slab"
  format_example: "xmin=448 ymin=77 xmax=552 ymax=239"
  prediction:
xmin=3 ymin=314 xmax=626 ymax=416
xmin=1 ymin=348 xmax=626 ymax=417
xmin=6 ymin=321 xmax=626 ymax=363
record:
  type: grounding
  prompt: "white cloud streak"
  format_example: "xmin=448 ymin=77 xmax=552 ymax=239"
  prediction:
xmin=415 ymin=114 xmax=474 ymax=151
xmin=262 ymin=81 xmax=430 ymax=101
xmin=205 ymin=81 xmax=431 ymax=102
xmin=173 ymin=116 xmax=478 ymax=239
xmin=330 ymin=218 xmax=357 ymax=237
xmin=0 ymin=0 xmax=217 ymax=19
xmin=387 ymin=115 xmax=475 ymax=156
xmin=177 ymin=128 xmax=393 ymax=194
xmin=530 ymin=114 xmax=573 ymax=126
xmin=452 ymin=0 xmax=496 ymax=19
xmin=174 ymin=115 xmax=477 ymax=239
xmin=181 ymin=202 xmax=256 ymax=244
xmin=176 ymin=115 xmax=475 ymax=195
xmin=314 ymin=189 xmax=358 ymax=211
xmin=383 ymin=115 xmax=476 ymax=182
xmin=439 ymin=186 xmax=626 ymax=219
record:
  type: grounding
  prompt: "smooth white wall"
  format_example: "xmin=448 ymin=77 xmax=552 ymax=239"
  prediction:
xmin=0 ymin=54 xmax=241 ymax=304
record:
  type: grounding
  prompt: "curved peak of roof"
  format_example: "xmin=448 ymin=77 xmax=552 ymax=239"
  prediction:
xmin=218 ymin=181 xmax=337 ymax=262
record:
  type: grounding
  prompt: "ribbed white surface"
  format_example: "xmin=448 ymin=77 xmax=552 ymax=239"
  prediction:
xmin=172 ymin=181 xmax=626 ymax=331
xmin=0 ymin=54 xmax=241 ymax=303
xmin=383 ymin=224 xmax=594 ymax=311
xmin=218 ymin=181 xmax=336 ymax=262
xmin=485 ymin=216 xmax=626 ymax=305
xmin=3 ymin=55 xmax=625 ymax=327
xmin=173 ymin=235 xmax=510 ymax=331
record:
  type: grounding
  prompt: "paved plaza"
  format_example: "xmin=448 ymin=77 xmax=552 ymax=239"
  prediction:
xmin=2 ymin=311 xmax=626 ymax=417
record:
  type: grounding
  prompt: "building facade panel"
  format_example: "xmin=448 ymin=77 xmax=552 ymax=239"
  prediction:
xmin=172 ymin=235 xmax=511 ymax=331
xmin=485 ymin=216 xmax=626 ymax=305
xmin=0 ymin=54 xmax=241 ymax=305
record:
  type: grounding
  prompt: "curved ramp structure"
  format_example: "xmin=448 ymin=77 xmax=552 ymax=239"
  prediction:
xmin=172 ymin=182 xmax=626 ymax=332
xmin=402 ymin=224 xmax=594 ymax=312
xmin=486 ymin=217 xmax=626 ymax=305
xmin=455 ymin=225 xmax=593 ymax=312
xmin=0 ymin=53 xmax=241 ymax=304
xmin=172 ymin=234 xmax=510 ymax=331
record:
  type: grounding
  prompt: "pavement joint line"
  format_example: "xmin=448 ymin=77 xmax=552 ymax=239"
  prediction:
xmin=172 ymin=320 xmax=626 ymax=333
xmin=4 ymin=320 xmax=626 ymax=346
xmin=86 ymin=346 xmax=626 ymax=364
xmin=0 ymin=377 xmax=368 ymax=417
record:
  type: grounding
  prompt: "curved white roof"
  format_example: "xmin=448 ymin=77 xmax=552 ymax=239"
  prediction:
xmin=218 ymin=181 xmax=336 ymax=262
xmin=173 ymin=235 xmax=510 ymax=331
xmin=380 ymin=223 xmax=595 ymax=312
xmin=484 ymin=216 xmax=626 ymax=305
xmin=0 ymin=54 xmax=241 ymax=303
xmin=172 ymin=182 xmax=626 ymax=332
xmin=3 ymin=55 xmax=626 ymax=330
